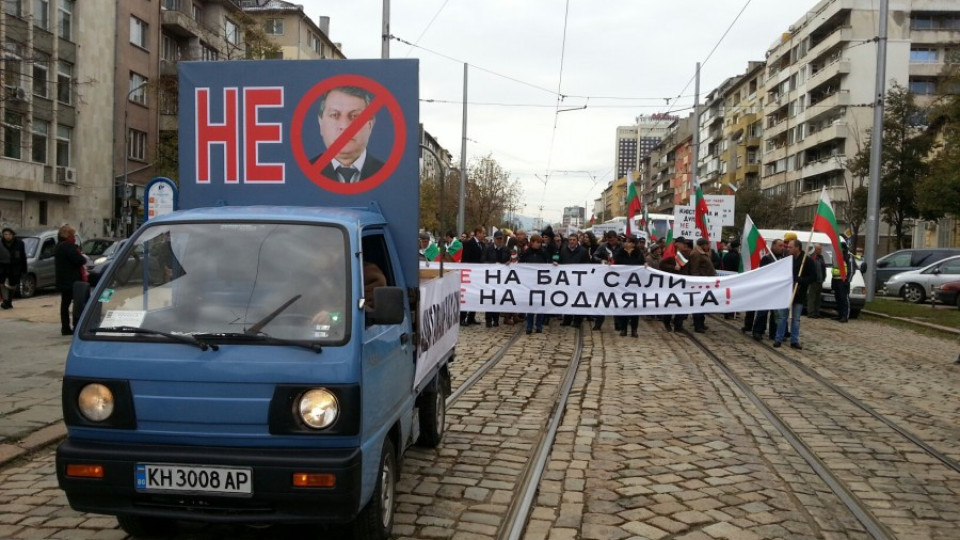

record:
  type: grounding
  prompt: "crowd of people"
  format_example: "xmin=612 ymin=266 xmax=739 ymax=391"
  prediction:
xmin=422 ymin=226 xmax=857 ymax=347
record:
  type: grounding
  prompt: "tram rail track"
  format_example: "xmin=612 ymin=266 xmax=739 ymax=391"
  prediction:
xmin=683 ymin=315 xmax=960 ymax=540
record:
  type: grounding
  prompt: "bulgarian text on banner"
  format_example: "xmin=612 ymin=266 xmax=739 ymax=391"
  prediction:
xmin=415 ymin=271 xmax=461 ymax=390
xmin=422 ymin=257 xmax=793 ymax=315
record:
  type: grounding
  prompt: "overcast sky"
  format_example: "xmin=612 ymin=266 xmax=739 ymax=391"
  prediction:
xmin=302 ymin=0 xmax=815 ymax=224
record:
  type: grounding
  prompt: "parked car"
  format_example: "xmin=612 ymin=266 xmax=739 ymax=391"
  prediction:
xmin=85 ymin=240 xmax=125 ymax=287
xmin=87 ymin=240 xmax=167 ymax=287
xmin=934 ymin=280 xmax=960 ymax=310
xmin=80 ymin=237 xmax=120 ymax=260
xmin=873 ymin=248 xmax=960 ymax=292
xmin=884 ymin=255 xmax=960 ymax=303
xmin=19 ymin=229 xmax=82 ymax=298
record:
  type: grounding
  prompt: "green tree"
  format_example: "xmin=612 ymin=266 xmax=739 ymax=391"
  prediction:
xmin=732 ymin=183 xmax=795 ymax=232
xmin=916 ymin=55 xmax=960 ymax=220
xmin=849 ymin=83 xmax=933 ymax=249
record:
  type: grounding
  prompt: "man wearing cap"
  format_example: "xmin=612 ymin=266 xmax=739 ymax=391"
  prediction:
xmin=418 ymin=232 xmax=432 ymax=261
xmin=482 ymin=230 xmax=510 ymax=327
xmin=590 ymin=231 xmax=620 ymax=331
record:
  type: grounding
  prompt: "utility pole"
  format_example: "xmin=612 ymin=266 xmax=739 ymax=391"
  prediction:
xmin=691 ymin=63 xmax=701 ymax=193
xmin=458 ymin=63 xmax=468 ymax=235
xmin=381 ymin=0 xmax=390 ymax=59
xmin=864 ymin=0 xmax=889 ymax=301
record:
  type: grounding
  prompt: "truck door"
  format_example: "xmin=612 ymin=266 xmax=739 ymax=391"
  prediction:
xmin=360 ymin=231 xmax=415 ymax=439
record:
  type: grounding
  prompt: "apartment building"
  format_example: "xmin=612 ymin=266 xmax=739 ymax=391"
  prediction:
xmin=720 ymin=62 xmax=765 ymax=191
xmin=760 ymin=0 xmax=960 ymax=229
xmin=639 ymin=114 xmax=694 ymax=213
xmin=614 ymin=125 xmax=637 ymax=183
xmin=240 ymin=0 xmax=345 ymax=60
xmin=0 ymin=0 xmax=114 ymax=236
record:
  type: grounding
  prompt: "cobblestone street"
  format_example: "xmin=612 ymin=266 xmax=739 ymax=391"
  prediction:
xmin=0 ymin=302 xmax=958 ymax=539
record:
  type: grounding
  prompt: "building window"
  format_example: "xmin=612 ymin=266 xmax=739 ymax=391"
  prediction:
xmin=162 ymin=0 xmax=179 ymax=10
xmin=4 ymin=0 xmax=22 ymax=17
xmin=32 ymin=50 xmax=48 ymax=97
xmin=225 ymin=18 xmax=239 ymax=45
xmin=3 ymin=41 xmax=23 ymax=91
xmin=161 ymin=34 xmax=179 ymax=61
xmin=57 ymin=61 xmax=72 ymax=104
xmin=192 ymin=3 xmax=201 ymax=21
xmin=128 ymin=128 xmax=147 ymax=161
xmin=130 ymin=16 xmax=149 ymax=48
xmin=201 ymin=43 xmax=218 ymax=61
xmin=264 ymin=50 xmax=283 ymax=60
xmin=264 ymin=18 xmax=283 ymax=35
xmin=56 ymin=124 xmax=71 ymax=167
xmin=909 ymin=78 xmax=937 ymax=95
xmin=31 ymin=119 xmax=47 ymax=163
xmin=310 ymin=33 xmax=323 ymax=54
xmin=38 ymin=200 xmax=47 ymax=225
xmin=33 ymin=0 xmax=47 ymax=29
xmin=3 ymin=111 xmax=23 ymax=160
xmin=909 ymin=48 xmax=938 ymax=63
xmin=129 ymin=72 xmax=148 ymax=105
xmin=57 ymin=0 xmax=73 ymax=41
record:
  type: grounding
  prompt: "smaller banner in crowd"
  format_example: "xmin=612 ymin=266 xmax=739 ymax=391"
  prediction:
xmin=426 ymin=258 xmax=793 ymax=316
xmin=415 ymin=271 xmax=461 ymax=390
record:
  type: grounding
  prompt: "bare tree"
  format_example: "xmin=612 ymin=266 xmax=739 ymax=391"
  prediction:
xmin=464 ymin=155 xmax=522 ymax=231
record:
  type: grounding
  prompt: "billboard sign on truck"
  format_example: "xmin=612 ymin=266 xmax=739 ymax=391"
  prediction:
xmin=178 ymin=59 xmax=420 ymax=280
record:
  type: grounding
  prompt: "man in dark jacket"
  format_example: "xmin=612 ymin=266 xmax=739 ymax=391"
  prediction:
xmin=775 ymin=239 xmax=818 ymax=349
xmin=482 ymin=231 xmax=510 ymax=327
xmin=721 ymin=240 xmax=741 ymax=319
xmin=684 ymin=238 xmax=716 ymax=333
xmin=558 ymin=233 xmax=590 ymax=327
xmin=0 ymin=227 xmax=27 ymax=309
xmin=519 ymin=234 xmax=550 ymax=334
xmin=460 ymin=227 xmax=486 ymax=325
xmin=807 ymin=243 xmax=827 ymax=318
xmin=54 ymin=224 xmax=87 ymax=335
xmin=660 ymin=238 xmax=692 ymax=333
xmin=831 ymin=240 xmax=857 ymax=323
xmin=750 ymin=238 xmax=785 ymax=341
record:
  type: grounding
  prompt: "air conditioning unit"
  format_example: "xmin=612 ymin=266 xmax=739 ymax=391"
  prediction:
xmin=57 ymin=166 xmax=77 ymax=185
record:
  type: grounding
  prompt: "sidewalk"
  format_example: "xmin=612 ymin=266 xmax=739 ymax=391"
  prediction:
xmin=0 ymin=295 xmax=70 ymax=466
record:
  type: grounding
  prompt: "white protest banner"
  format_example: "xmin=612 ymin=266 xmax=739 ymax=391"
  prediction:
xmin=415 ymin=271 xmax=460 ymax=390
xmin=592 ymin=222 xmax=624 ymax=236
xmin=673 ymin=205 xmax=723 ymax=240
xmin=434 ymin=258 xmax=792 ymax=315
xmin=703 ymin=194 xmax=735 ymax=226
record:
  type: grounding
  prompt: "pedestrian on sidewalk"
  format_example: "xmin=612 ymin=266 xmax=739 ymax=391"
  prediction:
xmin=0 ymin=228 xmax=27 ymax=309
xmin=54 ymin=224 xmax=87 ymax=336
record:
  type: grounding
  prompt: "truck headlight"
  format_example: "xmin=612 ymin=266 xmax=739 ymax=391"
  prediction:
xmin=298 ymin=388 xmax=339 ymax=429
xmin=78 ymin=384 xmax=114 ymax=422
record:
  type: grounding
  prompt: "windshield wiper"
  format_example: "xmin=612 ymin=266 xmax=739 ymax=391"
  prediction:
xmin=193 ymin=332 xmax=322 ymax=354
xmin=91 ymin=326 xmax=219 ymax=351
xmin=245 ymin=294 xmax=302 ymax=335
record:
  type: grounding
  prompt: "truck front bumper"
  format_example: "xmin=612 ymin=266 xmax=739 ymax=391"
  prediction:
xmin=56 ymin=438 xmax=362 ymax=524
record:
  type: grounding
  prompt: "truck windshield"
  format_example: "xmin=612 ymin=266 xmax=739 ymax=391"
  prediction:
xmin=87 ymin=222 xmax=349 ymax=343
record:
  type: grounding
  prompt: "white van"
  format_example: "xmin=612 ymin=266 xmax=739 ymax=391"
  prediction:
xmin=759 ymin=229 xmax=865 ymax=319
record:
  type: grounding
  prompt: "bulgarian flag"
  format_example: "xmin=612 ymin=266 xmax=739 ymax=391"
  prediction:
xmin=694 ymin=183 xmax=710 ymax=241
xmin=661 ymin=228 xmax=676 ymax=261
xmin=641 ymin=207 xmax=656 ymax=240
xmin=625 ymin=171 xmax=642 ymax=236
xmin=423 ymin=241 xmax=440 ymax=262
xmin=447 ymin=238 xmax=463 ymax=262
xmin=812 ymin=186 xmax=846 ymax=280
xmin=739 ymin=214 xmax=768 ymax=272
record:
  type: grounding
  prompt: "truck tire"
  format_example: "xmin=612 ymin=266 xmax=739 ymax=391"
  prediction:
xmin=116 ymin=515 xmax=176 ymax=538
xmin=416 ymin=371 xmax=448 ymax=448
xmin=351 ymin=438 xmax=396 ymax=540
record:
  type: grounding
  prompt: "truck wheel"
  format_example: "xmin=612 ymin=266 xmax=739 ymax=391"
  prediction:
xmin=18 ymin=274 xmax=36 ymax=298
xmin=116 ymin=515 xmax=176 ymax=537
xmin=351 ymin=438 xmax=396 ymax=540
xmin=416 ymin=372 xmax=448 ymax=448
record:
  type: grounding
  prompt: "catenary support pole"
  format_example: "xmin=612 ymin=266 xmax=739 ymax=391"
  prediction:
xmin=691 ymin=63 xmax=701 ymax=190
xmin=864 ymin=0 xmax=889 ymax=301
xmin=458 ymin=63 xmax=468 ymax=235
xmin=381 ymin=0 xmax=390 ymax=59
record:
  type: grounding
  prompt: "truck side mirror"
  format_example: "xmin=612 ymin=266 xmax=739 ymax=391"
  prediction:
xmin=367 ymin=287 xmax=404 ymax=325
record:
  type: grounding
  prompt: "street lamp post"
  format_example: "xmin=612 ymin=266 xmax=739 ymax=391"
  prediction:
xmin=121 ymin=80 xmax=149 ymax=237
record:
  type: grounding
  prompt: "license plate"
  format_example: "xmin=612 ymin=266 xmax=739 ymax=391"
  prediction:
xmin=135 ymin=463 xmax=253 ymax=495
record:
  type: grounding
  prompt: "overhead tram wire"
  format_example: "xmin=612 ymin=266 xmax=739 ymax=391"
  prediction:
xmin=402 ymin=0 xmax=452 ymax=58
xmin=539 ymin=0 xmax=573 ymax=219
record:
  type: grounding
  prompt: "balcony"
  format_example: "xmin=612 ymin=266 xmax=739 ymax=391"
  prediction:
xmin=764 ymin=117 xmax=790 ymax=139
xmin=910 ymin=29 xmax=960 ymax=44
xmin=160 ymin=59 xmax=178 ymax=77
xmin=801 ymin=155 xmax=845 ymax=177
xmin=909 ymin=62 xmax=946 ymax=78
xmin=809 ymin=59 xmax=850 ymax=86
xmin=809 ymin=89 xmax=850 ymax=110
xmin=805 ymin=121 xmax=848 ymax=148
xmin=807 ymin=26 xmax=854 ymax=62
xmin=162 ymin=9 xmax=201 ymax=38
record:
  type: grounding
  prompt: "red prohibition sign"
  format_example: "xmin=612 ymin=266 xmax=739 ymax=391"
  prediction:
xmin=291 ymin=74 xmax=407 ymax=195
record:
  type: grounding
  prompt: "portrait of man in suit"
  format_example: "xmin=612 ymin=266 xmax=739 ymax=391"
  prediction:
xmin=314 ymin=85 xmax=385 ymax=183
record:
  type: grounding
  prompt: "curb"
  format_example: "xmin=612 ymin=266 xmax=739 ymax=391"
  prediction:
xmin=862 ymin=309 xmax=960 ymax=336
xmin=0 ymin=422 xmax=67 ymax=467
